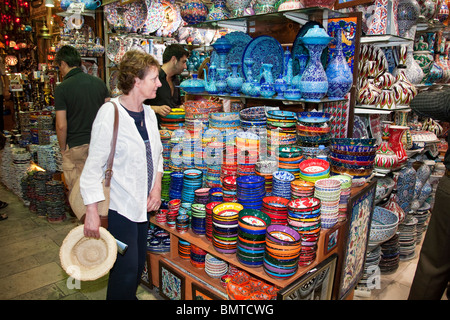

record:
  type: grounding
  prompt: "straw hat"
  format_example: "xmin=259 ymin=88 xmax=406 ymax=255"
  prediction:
xmin=60 ymin=225 xmax=117 ymax=281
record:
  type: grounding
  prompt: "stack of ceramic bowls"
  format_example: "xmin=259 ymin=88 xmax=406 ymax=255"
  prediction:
xmin=181 ymin=169 xmax=203 ymax=203
xmin=237 ymin=209 xmax=271 ymax=268
xmin=147 ymin=228 xmax=171 ymax=253
xmin=255 ymin=160 xmax=278 ymax=194
xmin=287 ymin=197 xmax=322 ymax=266
xmin=160 ymin=130 xmax=172 ymax=171
xmin=296 ymin=112 xmax=332 ymax=146
xmin=314 ymin=178 xmax=342 ymax=229
xmin=168 ymin=128 xmax=186 ymax=172
xmin=155 ymin=209 xmax=167 ymax=224
xmin=329 ymin=175 xmax=352 ymax=221
xmin=236 ymin=131 xmax=260 ymax=176
xmin=272 ymin=171 xmax=295 ymax=199
xmin=191 ymin=203 xmax=207 ymax=235
xmin=161 ymin=171 xmax=172 ymax=201
xmin=221 ymin=145 xmax=238 ymax=179
xmin=398 ymin=215 xmax=418 ymax=261
xmin=262 ymin=196 xmax=289 ymax=225
xmin=299 ymin=158 xmax=330 ymax=182
xmin=369 ymin=206 xmax=399 ymax=247
xmin=236 ymin=175 xmax=266 ymax=210
xmin=222 ymin=175 xmax=238 ymax=202
xmin=299 ymin=145 xmax=330 ymax=161
xmin=330 ymin=138 xmax=377 ymax=179
xmin=291 ymin=180 xmax=315 ymax=199
xmin=178 ymin=239 xmax=191 ymax=260
xmin=176 ymin=214 xmax=190 ymax=233
xmin=169 ymin=172 xmax=183 ymax=200
xmin=205 ymin=253 xmax=228 ymax=278
xmin=166 ymin=210 xmax=178 ymax=229
xmin=209 ymin=187 xmax=223 ymax=202
xmin=278 ymin=146 xmax=303 ymax=179
xmin=209 ymin=112 xmax=241 ymax=136
xmin=212 ymin=202 xmax=243 ymax=254
xmin=266 ymin=110 xmax=297 ymax=153
xmin=190 ymin=244 xmax=207 ymax=268
xmin=239 ymin=106 xmax=267 ymax=135
xmin=160 ymin=108 xmax=185 ymax=131
xmin=206 ymin=201 xmax=221 ymax=241
xmin=168 ymin=199 xmax=181 ymax=212
xmin=184 ymin=100 xmax=222 ymax=133
xmin=194 ymin=188 xmax=210 ymax=204
xmin=264 ymin=225 xmax=301 ymax=279
xmin=205 ymin=141 xmax=223 ymax=188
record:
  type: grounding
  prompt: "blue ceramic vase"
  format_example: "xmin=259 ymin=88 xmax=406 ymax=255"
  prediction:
xmin=227 ymin=62 xmax=244 ymax=96
xmin=241 ymin=58 xmax=255 ymax=95
xmin=326 ymin=28 xmax=353 ymax=99
xmin=299 ymin=25 xmax=333 ymax=101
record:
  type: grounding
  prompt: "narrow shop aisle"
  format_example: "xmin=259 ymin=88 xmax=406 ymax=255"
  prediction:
xmin=0 ymin=183 xmax=446 ymax=300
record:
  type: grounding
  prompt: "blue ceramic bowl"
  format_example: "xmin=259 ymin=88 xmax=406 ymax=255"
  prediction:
xmin=283 ymin=88 xmax=302 ymax=100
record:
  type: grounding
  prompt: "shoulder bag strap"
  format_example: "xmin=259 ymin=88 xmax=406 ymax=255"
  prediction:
xmin=104 ymin=101 xmax=119 ymax=187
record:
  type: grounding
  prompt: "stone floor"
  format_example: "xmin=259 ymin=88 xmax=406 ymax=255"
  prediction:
xmin=0 ymin=182 xmax=447 ymax=300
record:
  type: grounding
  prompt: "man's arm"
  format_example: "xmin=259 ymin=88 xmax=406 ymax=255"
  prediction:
xmin=55 ymin=110 xmax=68 ymax=152
xmin=151 ymin=104 xmax=172 ymax=116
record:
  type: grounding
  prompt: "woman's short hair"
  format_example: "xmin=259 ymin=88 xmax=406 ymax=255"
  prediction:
xmin=162 ymin=44 xmax=189 ymax=64
xmin=55 ymin=45 xmax=81 ymax=67
xmin=118 ymin=50 xmax=160 ymax=95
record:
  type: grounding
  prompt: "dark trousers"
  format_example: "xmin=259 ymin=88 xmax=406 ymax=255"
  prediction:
xmin=409 ymin=175 xmax=450 ymax=299
xmin=106 ymin=209 xmax=149 ymax=300
xmin=0 ymin=94 xmax=4 ymax=132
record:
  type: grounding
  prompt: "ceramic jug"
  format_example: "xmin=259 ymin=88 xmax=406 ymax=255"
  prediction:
xmin=227 ymin=62 xmax=244 ymax=96
xmin=204 ymin=64 xmax=218 ymax=94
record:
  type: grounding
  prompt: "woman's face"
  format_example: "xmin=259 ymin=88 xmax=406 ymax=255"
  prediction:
xmin=138 ymin=66 xmax=161 ymax=99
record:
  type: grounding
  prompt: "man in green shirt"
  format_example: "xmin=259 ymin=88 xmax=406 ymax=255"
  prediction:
xmin=54 ymin=45 xmax=109 ymax=193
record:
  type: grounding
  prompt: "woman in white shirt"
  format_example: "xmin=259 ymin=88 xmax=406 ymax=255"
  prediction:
xmin=80 ymin=50 xmax=163 ymax=300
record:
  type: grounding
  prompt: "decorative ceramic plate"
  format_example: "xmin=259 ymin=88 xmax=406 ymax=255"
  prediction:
xmin=242 ymin=35 xmax=284 ymax=81
xmin=156 ymin=1 xmax=182 ymax=37
xmin=104 ymin=2 xmax=120 ymax=26
xmin=291 ymin=21 xmax=328 ymax=76
xmin=106 ymin=38 xmax=120 ymax=62
xmin=124 ymin=1 xmax=148 ymax=33
xmin=143 ymin=0 xmax=165 ymax=34
xmin=211 ymin=31 xmax=253 ymax=75
xmin=109 ymin=70 xmax=119 ymax=91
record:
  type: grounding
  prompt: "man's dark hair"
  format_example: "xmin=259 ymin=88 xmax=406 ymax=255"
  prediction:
xmin=55 ymin=45 xmax=82 ymax=68
xmin=162 ymin=44 xmax=189 ymax=64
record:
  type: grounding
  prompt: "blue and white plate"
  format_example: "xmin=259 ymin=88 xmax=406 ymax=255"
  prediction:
xmin=242 ymin=35 xmax=284 ymax=81
xmin=211 ymin=31 xmax=252 ymax=75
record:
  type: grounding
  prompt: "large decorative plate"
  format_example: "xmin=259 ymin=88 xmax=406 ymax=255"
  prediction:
xmin=106 ymin=38 xmax=121 ymax=63
xmin=124 ymin=1 xmax=148 ymax=33
xmin=104 ymin=2 xmax=120 ymax=26
xmin=142 ymin=0 xmax=165 ymax=34
xmin=291 ymin=21 xmax=329 ymax=76
xmin=210 ymin=31 xmax=252 ymax=75
xmin=156 ymin=1 xmax=182 ymax=37
xmin=242 ymin=35 xmax=283 ymax=81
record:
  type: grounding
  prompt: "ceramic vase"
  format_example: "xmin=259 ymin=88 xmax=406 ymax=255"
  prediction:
xmin=226 ymin=0 xmax=252 ymax=17
xmin=375 ymin=122 xmax=399 ymax=173
xmin=303 ymin=0 xmax=335 ymax=9
xmin=384 ymin=193 xmax=406 ymax=224
xmin=212 ymin=36 xmax=232 ymax=69
xmin=204 ymin=64 xmax=218 ymax=94
xmin=227 ymin=62 xmax=244 ymax=96
xmin=388 ymin=125 xmax=409 ymax=166
xmin=180 ymin=0 xmax=209 ymax=24
xmin=394 ymin=43 xmax=424 ymax=84
xmin=260 ymin=82 xmax=276 ymax=98
xmin=357 ymin=61 xmax=382 ymax=106
xmin=417 ymin=0 xmax=436 ymax=19
xmin=255 ymin=0 xmax=278 ymax=13
xmin=216 ymin=68 xmax=229 ymax=94
xmin=274 ymin=75 xmax=288 ymax=98
xmin=260 ymin=63 xmax=274 ymax=84
xmin=326 ymin=28 xmax=353 ymax=99
xmin=248 ymin=79 xmax=261 ymax=97
xmin=291 ymin=54 xmax=308 ymax=89
xmin=276 ymin=0 xmax=304 ymax=11
xmin=397 ymin=0 xmax=420 ymax=37
xmin=241 ymin=58 xmax=254 ymax=95
xmin=367 ymin=0 xmax=399 ymax=35
xmin=438 ymin=0 xmax=449 ymax=21
xmin=299 ymin=26 xmax=333 ymax=101
xmin=393 ymin=161 xmax=416 ymax=214
xmin=207 ymin=0 xmax=230 ymax=20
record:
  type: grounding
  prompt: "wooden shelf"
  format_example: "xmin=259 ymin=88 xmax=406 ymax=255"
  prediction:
xmin=149 ymin=215 xmax=341 ymax=289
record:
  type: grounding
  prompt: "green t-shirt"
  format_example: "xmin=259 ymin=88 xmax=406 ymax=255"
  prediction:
xmin=54 ymin=68 xmax=109 ymax=148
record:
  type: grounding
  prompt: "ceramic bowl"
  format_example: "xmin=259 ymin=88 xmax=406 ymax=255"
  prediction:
xmin=371 ymin=206 xmax=399 ymax=229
